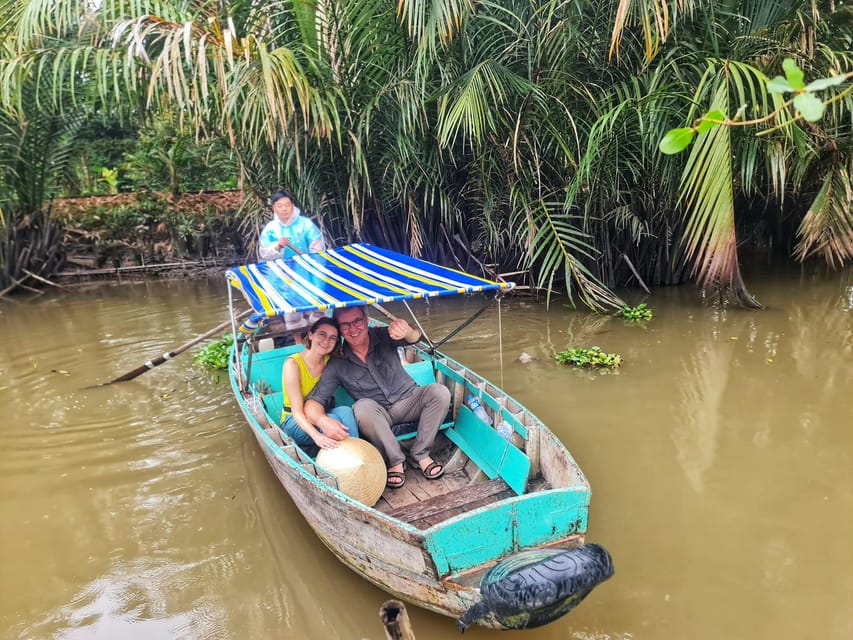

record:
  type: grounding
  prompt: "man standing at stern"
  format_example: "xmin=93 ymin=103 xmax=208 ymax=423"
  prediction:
xmin=305 ymin=306 xmax=450 ymax=489
xmin=258 ymin=191 xmax=325 ymax=260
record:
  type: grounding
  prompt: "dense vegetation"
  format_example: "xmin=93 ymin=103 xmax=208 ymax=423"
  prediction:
xmin=1 ymin=1 xmax=850 ymax=308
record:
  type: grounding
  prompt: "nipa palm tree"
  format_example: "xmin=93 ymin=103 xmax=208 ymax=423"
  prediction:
xmin=0 ymin=0 xmax=849 ymax=308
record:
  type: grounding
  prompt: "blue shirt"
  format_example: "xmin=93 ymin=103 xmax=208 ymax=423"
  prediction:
xmin=258 ymin=209 xmax=324 ymax=260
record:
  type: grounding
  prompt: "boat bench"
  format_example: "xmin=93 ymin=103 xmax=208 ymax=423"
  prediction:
xmin=443 ymin=405 xmax=530 ymax=495
xmin=243 ymin=343 xmax=305 ymax=393
xmin=259 ymin=359 xmax=453 ymax=441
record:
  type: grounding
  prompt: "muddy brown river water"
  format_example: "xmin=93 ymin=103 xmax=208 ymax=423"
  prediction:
xmin=1 ymin=265 xmax=851 ymax=639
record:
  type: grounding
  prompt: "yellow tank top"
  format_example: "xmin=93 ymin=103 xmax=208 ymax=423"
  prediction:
xmin=281 ymin=352 xmax=328 ymax=422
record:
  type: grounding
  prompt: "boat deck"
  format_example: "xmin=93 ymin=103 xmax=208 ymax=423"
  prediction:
xmin=374 ymin=459 xmax=551 ymax=529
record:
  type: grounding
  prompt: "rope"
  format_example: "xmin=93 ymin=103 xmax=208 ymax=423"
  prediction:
xmin=432 ymin=296 xmax=499 ymax=351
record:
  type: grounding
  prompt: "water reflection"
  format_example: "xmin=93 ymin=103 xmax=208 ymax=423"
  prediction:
xmin=672 ymin=342 xmax=732 ymax=494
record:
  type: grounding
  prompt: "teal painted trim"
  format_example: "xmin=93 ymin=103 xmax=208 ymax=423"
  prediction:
xmin=396 ymin=421 xmax=453 ymax=441
xmin=479 ymin=392 xmax=501 ymax=414
xmin=425 ymin=502 xmax=516 ymax=574
xmin=500 ymin=447 xmax=530 ymax=496
xmin=242 ymin=343 xmax=304 ymax=392
xmin=514 ymin=490 xmax=589 ymax=547
xmin=445 ymin=406 xmax=530 ymax=495
xmin=424 ymin=490 xmax=590 ymax=575
xmin=445 ymin=410 xmax=498 ymax=480
xmin=499 ymin=409 xmax=528 ymax=439
xmin=433 ymin=359 xmax=466 ymax=386
xmin=435 ymin=352 xmax=591 ymax=491
xmin=404 ymin=360 xmax=437 ymax=386
xmin=333 ymin=385 xmax=355 ymax=407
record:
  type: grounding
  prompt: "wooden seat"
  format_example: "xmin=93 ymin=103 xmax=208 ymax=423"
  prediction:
xmin=382 ymin=477 xmax=514 ymax=528
xmin=333 ymin=359 xmax=452 ymax=441
xmin=444 ymin=405 xmax=530 ymax=495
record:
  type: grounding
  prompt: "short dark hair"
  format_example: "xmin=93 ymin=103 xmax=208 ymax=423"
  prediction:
xmin=332 ymin=306 xmax=367 ymax=320
xmin=270 ymin=191 xmax=297 ymax=206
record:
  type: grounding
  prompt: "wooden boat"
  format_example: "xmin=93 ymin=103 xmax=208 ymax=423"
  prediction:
xmin=225 ymin=243 xmax=613 ymax=630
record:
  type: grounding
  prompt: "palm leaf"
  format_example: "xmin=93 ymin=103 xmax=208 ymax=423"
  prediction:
xmin=679 ymin=80 xmax=761 ymax=307
xmin=794 ymin=161 xmax=853 ymax=268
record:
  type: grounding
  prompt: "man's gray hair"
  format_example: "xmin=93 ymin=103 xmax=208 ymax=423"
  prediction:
xmin=332 ymin=306 xmax=367 ymax=320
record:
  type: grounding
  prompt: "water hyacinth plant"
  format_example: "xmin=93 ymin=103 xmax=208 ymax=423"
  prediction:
xmin=194 ymin=333 xmax=234 ymax=370
xmin=620 ymin=304 xmax=654 ymax=322
xmin=555 ymin=346 xmax=622 ymax=369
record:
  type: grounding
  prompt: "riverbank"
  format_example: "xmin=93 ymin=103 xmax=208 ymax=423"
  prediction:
xmin=5 ymin=189 xmax=532 ymax=295
xmin=51 ymin=190 xmax=246 ymax=283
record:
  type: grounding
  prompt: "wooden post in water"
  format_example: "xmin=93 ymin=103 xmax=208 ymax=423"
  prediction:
xmin=379 ymin=600 xmax=415 ymax=640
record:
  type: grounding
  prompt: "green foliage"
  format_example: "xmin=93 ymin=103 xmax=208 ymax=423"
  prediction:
xmin=99 ymin=167 xmax=119 ymax=194
xmin=620 ymin=303 xmax=653 ymax=322
xmin=61 ymin=118 xmax=139 ymax=196
xmin=2 ymin=1 xmax=852 ymax=309
xmin=193 ymin=333 xmax=234 ymax=370
xmin=659 ymin=128 xmax=695 ymax=155
xmin=555 ymin=346 xmax=622 ymax=369
xmin=122 ymin=111 xmax=237 ymax=196
xmin=660 ymin=58 xmax=851 ymax=153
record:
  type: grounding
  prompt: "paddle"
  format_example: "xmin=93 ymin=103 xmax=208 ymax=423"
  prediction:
xmin=105 ymin=308 xmax=252 ymax=384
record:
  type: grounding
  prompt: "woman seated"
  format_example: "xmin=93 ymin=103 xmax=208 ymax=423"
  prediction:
xmin=280 ymin=317 xmax=358 ymax=452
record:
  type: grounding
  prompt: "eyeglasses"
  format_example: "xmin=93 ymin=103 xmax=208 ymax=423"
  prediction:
xmin=338 ymin=316 xmax=365 ymax=333
xmin=313 ymin=330 xmax=339 ymax=343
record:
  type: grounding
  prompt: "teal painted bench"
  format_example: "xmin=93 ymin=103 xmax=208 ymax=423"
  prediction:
xmin=262 ymin=360 xmax=451 ymax=440
xmin=333 ymin=359 xmax=453 ymax=441
xmin=244 ymin=343 xmax=304 ymax=393
xmin=444 ymin=405 xmax=530 ymax=495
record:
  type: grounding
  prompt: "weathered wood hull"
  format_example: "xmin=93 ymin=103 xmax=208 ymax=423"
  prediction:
xmin=229 ymin=347 xmax=593 ymax=628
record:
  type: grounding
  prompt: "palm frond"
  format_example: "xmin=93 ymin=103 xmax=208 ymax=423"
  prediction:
xmin=525 ymin=199 xmax=625 ymax=311
xmin=609 ymin=0 xmax=697 ymax=62
xmin=794 ymin=161 xmax=853 ymax=268
xmin=679 ymin=81 xmax=761 ymax=307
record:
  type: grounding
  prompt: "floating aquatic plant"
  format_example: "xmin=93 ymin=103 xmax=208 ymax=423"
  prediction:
xmin=620 ymin=303 xmax=653 ymax=322
xmin=194 ymin=333 xmax=234 ymax=370
xmin=555 ymin=346 xmax=622 ymax=369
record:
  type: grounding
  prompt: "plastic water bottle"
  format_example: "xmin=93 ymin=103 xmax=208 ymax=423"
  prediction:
xmin=466 ymin=394 xmax=492 ymax=425
xmin=497 ymin=420 xmax=513 ymax=440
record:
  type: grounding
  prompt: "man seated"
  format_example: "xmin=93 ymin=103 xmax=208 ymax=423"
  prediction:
xmin=305 ymin=306 xmax=451 ymax=489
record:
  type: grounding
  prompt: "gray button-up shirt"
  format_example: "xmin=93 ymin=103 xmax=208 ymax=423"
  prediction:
xmin=308 ymin=326 xmax=416 ymax=409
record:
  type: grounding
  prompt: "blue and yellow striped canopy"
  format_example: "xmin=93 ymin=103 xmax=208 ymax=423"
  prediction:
xmin=226 ymin=243 xmax=514 ymax=322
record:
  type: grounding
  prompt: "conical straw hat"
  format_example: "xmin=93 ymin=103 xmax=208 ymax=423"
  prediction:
xmin=316 ymin=438 xmax=386 ymax=506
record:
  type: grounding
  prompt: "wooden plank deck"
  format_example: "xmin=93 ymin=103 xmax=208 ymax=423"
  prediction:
xmin=377 ymin=476 xmax=514 ymax=529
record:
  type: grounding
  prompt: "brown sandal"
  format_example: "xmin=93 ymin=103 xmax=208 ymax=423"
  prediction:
xmin=386 ymin=470 xmax=406 ymax=489
xmin=419 ymin=461 xmax=445 ymax=480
